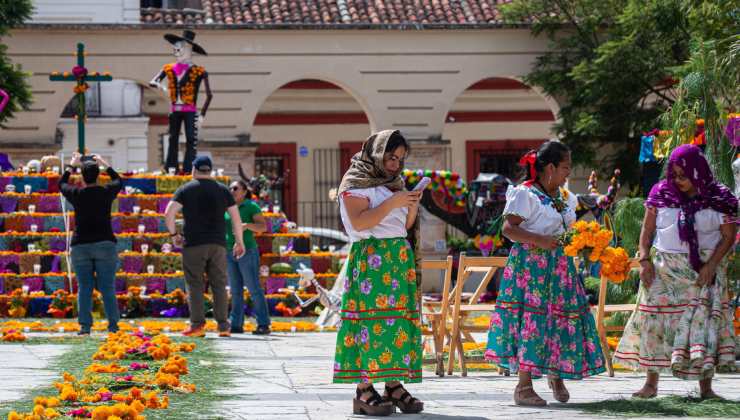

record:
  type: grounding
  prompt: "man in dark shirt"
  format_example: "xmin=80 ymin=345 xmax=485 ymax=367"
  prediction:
xmin=59 ymin=152 xmax=121 ymax=335
xmin=165 ymin=155 xmax=245 ymax=337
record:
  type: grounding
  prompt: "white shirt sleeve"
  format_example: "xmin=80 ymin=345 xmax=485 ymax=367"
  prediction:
xmin=503 ymin=185 xmax=534 ymax=220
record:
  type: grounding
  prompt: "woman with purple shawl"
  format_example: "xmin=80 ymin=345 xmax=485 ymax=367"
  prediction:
xmin=614 ymin=145 xmax=738 ymax=399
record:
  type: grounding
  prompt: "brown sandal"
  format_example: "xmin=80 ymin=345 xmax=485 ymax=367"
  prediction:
xmin=353 ymin=385 xmax=394 ymax=416
xmin=548 ymin=377 xmax=570 ymax=403
xmin=384 ymin=383 xmax=424 ymax=414
xmin=514 ymin=385 xmax=547 ymax=407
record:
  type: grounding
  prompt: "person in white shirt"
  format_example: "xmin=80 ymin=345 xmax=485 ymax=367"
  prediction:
xmin=485 ymin=141 xmax=606 ymax=407
xmin=615 ymin=144 xmax=738 ymax=399
xmin=333 ymin=130 xmax=424 ymax=416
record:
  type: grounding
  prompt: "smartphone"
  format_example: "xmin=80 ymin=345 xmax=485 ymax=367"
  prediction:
xmin=412 ymin=177 xmax=432 ymax=192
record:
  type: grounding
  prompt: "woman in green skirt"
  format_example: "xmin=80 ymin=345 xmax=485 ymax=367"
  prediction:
xmin=335 ymin=129 xmax=424 ymax=416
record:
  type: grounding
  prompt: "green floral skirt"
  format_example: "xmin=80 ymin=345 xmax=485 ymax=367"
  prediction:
xmin=332 ymin=237 xmax=422 ymax=384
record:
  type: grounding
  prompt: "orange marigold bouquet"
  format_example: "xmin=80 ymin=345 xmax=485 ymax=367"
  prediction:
xmin=561 ymin=221 xmax=630 ymax=283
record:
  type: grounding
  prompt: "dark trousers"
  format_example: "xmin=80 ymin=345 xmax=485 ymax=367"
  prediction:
xmin=182 ymin=244 xmax=230 ymax=331
xmin=166 ymin=111 xmax=198 ymax=173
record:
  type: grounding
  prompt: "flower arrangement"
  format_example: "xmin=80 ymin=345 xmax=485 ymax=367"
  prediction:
xmin=165 ymin=288 xmax=186 ymax=307
xmin=562 ymin=221 xmax=631 ymax=283
xmin=47 ymin=290 xmax=74 ymax=318
xmin=8 ymin=288 xmax=27 ymax=318
xmin=1 ymin=327 xmax=26 ymax=342
xmin=9 ymin=330 xmax=193 ymax=420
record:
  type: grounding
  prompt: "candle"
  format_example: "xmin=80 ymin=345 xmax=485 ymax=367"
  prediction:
xmin=132 ymin=206 xmax=141 ymax=214
xmin=33 ymin=264 xmax=41 ymax=274
xmin=28 ymin=204 xmax=36 ymax=213
xmin=30 ymin=224 xmax=38 ymax=233
xmin=147 ymin=265 xmax=155 ymax=274
xmin=138 ymin=224 xmax=146 ymax=234
xmin=22 ymin=285 xmax=30 ymax=294
xmin=52 ymin=166 xmax=60 ymax=174
xmin=140 ymin=244 xmax=149 ymax=254
xmin=27 ymin=243 xmax=37 ymax=252
xmin=24 ymin=185 xmax=32 ymax=194
xmin=168 ymin=168 xmax=176 ymax=175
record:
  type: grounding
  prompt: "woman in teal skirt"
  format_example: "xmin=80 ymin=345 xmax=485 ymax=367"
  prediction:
xmin=335 ymin=129 xmax=424 ymax=416
xmin=485 ymin=141 xmax=606 ymax=406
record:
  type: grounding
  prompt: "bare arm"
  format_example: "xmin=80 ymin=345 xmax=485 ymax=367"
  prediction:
xmin=638 ymin=206 xmax=657 ymax=287
xmin=164 ymin=200 xmax=182 ymax=236
xmin=697 ymin=221 xmax=737 ymax=286
xmin=406 ymin=197 xmax=420 ymax=230
xmin=243 ymin=213 xmax=267 ymax=233
xmin=344 ymin=191 xmax=419 ymax=231
xmin=227 ymin=205 xmax=245 ymax=248
xmin=501 ymin=214 xmax=558 ymax=250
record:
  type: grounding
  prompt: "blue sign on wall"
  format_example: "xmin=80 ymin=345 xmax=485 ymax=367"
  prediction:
xmin=299 ymin=146 xmax=309 ymax=157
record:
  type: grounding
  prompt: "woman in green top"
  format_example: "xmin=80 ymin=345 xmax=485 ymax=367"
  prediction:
xmin=225 ymin=180 xmax=271 ymax=334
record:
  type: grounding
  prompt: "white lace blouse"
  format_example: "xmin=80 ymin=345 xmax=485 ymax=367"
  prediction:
xmin=339 ymin=187 xmax=409 ymax=243
xmin=652 ymin=207 xmax=730 ymax=253
xmin=502 ymin=184 xmax=579 ymax=237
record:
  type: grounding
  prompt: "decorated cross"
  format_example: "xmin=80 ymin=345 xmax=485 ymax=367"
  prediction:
xmin=49 ymin=43 xmax=112 ymax=153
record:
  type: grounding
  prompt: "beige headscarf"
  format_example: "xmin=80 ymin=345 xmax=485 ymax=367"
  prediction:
xmin=337 ymin=129 xmax=406 ymax=196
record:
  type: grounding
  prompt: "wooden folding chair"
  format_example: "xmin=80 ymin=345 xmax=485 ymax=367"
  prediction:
xmin=595 ymin=258 xmax=641 ymax=377
xmin=419 ymin=256 xmax=454 ymax=377
xmin=446 ymin=253 xmax=508 ymax=376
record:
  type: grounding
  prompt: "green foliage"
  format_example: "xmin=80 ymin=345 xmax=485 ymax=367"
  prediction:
xmin=566 ymin=395 xmax=740 ymax=417
xmin=0 ymin=0 xmax=34 ymax=124
xmin=584 ymin=269 xmax=638 ymax=305
xmin=612 ymin=197 xmax=645 ymax=257
xmin=501 ymin=0 xmax=739 ymax=188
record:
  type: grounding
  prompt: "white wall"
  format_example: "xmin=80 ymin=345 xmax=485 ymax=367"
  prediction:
xmin=31 ymin=0 xmax=139 ymax=23
xmin=58 ymin=117 xmax=149 ymax=171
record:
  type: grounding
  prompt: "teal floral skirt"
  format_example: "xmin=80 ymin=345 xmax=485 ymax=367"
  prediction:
xmin=332 ymin=237 xmax=422 ymax=384
xmin=485 ymin=243 xmax=606 ymax=379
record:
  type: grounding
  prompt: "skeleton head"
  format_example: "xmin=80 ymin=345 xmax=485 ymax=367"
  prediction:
xmin=173 ymin=41 xmax=193 ymax=63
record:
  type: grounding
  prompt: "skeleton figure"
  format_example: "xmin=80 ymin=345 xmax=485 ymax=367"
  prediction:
xmin=149 ymin=30 xmax=213 ymax=173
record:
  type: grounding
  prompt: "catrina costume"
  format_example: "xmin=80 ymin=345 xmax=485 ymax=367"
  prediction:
xmin=614 ymin=145 xmax=738 ymax=379
xmin=151 ymin=30 xmax=212 ymax=173
xmin=333 ymin=130 xmax=422 ymax=384
xmin=485 ymin=159 xmax=606 ymax=379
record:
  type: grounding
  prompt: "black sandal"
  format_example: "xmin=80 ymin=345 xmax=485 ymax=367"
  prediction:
xmin=353 ymin=385 xmax=394 ymax=416
xmin=384 ymin=383 xmax=424 ymax=414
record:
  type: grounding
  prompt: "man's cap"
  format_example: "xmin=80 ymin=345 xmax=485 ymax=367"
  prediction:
xmin=193 ymin=155 xmax=212 ymax=172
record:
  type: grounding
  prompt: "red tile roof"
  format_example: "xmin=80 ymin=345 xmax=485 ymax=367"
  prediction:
xmin=140 ymin=0 xmax=513 ymax=27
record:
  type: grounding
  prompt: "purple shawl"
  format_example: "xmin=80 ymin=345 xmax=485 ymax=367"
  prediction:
xmin=646 ymin=144 xmax=738 ymax=272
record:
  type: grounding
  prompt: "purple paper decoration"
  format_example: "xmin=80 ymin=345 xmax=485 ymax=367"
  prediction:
xmin=122 ymin=255 xmax=144 ymax=273
xmin=145 ymin=277 xmax=166 ymax=294
xmin=0 ymin=195 xmax=18 ymax=213
xmin=157 ymin=197 xmax=170 ymax=213
xmin=48 ymin=237 xmax=68 ymax=252
xmin=265 ymin=277 xmax=286 ymax=294
xmin=117 ymin=196 xmax=135 ymax=213
xmin=726 ymin=115 xmax=740 ymax=147
xmin=142 ymin=217 xmax=159 ymax=233
xmin=0 ymin=254 xmax=20 ymax=273
xmin=38 ymin=195 xmax=62 ymax=213
xmin=23 ymin=276 xmax=44 ymax=292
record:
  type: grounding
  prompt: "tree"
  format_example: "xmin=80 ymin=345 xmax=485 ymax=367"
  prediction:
xmin=0 ymin=0 xmax=34 ymax=125
xmin=501 ymin=0 xmax=696 ymax=187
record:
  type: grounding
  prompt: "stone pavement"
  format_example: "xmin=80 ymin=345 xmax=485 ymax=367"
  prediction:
xmin=213 ymin=332 xmax=740 ymax=420
xmin=1 ymin=333 xmax=739 ymax=419
xmin=0 ymin=344 xmax=69 ymax=404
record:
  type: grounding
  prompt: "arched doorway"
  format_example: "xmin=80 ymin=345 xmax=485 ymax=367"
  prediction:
xmin=250 ymin=79 xmax=372 ymax=229
xmin=441 ymin=77 xmax=558 ymax=183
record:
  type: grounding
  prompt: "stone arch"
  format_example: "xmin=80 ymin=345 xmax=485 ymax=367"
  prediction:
xmin=244 ymin=73 xmax=377 ymax=135
xmin=439 ymin=75 xmax=561 ymax=181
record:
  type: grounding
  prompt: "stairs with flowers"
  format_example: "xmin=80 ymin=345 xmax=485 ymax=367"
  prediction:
xmin=0 ymin=170 xmax=340 ymax=320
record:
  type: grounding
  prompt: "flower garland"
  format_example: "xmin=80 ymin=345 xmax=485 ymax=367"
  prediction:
xmin=403 ymin=169 xmax=468 ymax=207
xmin=164 ymin=64 xmax=205 ymax=105
xmin=8 ymin=330 xmax=195 ymax=420
xmin=561 ymin=221 xmax=630 ymax=283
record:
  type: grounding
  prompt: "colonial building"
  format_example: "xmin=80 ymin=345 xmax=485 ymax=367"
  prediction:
xmin=2 ymin=0 xmax=576 ymax=234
